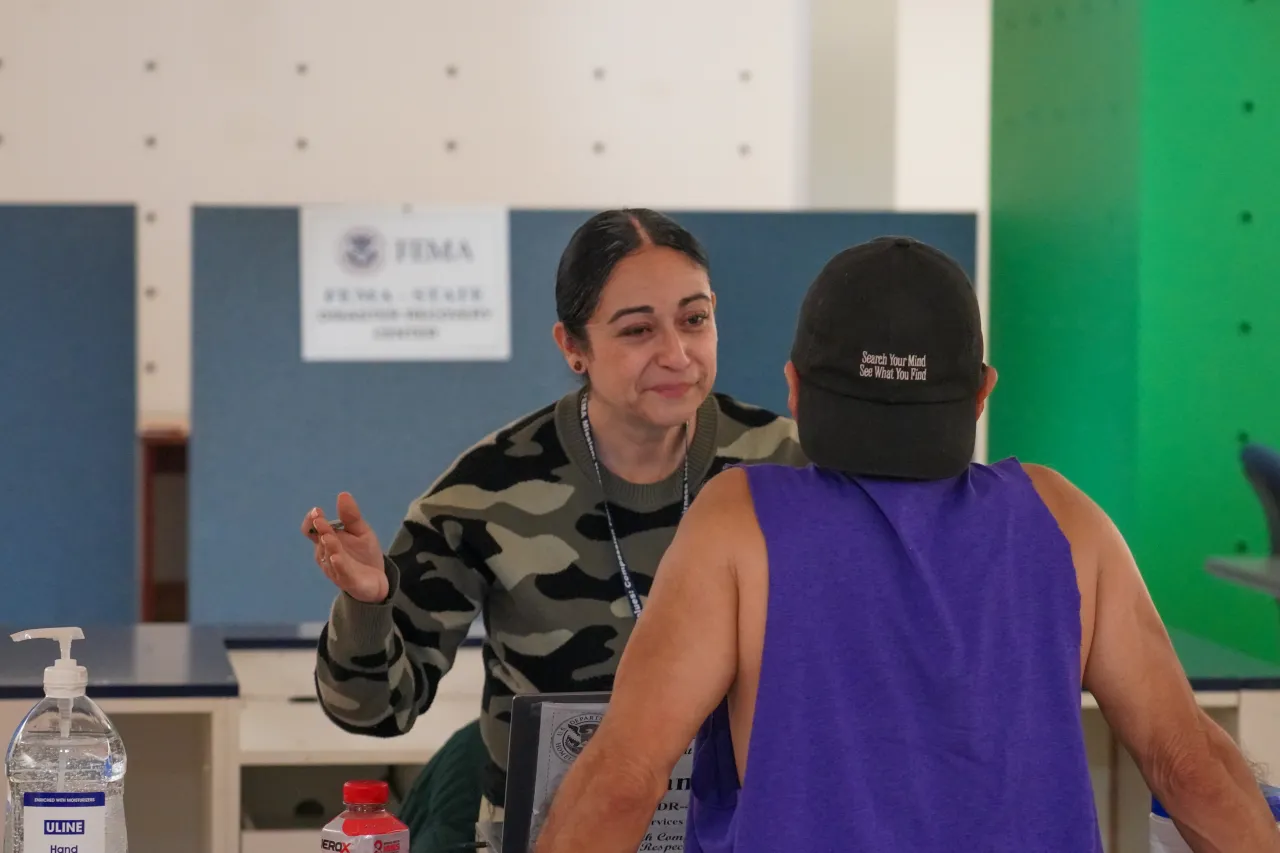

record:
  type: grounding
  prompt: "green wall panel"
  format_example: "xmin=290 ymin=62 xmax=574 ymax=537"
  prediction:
xmin=990 ymin=0 xmax=1143 ymax=533
xmin=991 ymin=0 xmax=1280 ymax=661
xmin=1136 ymin=0 xmax=1280 ymax=653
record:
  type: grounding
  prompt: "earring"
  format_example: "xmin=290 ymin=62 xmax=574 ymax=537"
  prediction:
xmin=573 ymin=361 xmax=583 ymax=373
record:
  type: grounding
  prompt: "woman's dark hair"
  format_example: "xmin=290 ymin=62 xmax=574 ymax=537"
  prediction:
xmin=555 ymin=208 xmax=709 ymax=346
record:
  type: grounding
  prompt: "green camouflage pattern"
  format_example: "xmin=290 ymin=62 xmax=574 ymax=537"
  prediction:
xmin=315 ymin=389 xmax=806 ymax=805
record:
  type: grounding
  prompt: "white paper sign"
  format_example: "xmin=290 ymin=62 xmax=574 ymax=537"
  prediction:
xmin=528 ymin=701 xmax=694 ymax=852
xmin=300 ymin=205 xmax=511 ymax=362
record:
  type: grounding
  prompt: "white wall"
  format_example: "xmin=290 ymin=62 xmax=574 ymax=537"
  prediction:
xmin=0 ymin=0 xmax=810 ymax=428
xmin=893 ymin=0 xmax=992 ymax=215
xmin=803 ymin=0 xmax=990 ymax=213
xmin=806 ymin=0 xmax=898 ymax=209
xmin=806 ymin=0 xmax=992 ymax=457
xmin=0 ymin=0 xmax=993 ymax=435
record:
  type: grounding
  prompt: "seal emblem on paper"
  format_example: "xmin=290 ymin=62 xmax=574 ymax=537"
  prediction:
xmin=551 ymin=712 xmax=603 ymax=763
xmin=338 ymin=227 xmax=386 ymax=274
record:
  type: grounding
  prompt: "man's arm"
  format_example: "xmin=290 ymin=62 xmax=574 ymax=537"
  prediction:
xmin=1032 ymin=465 xmax=1280 ymax=852
xmin=533 ymin=468 xmax=750 ymax=853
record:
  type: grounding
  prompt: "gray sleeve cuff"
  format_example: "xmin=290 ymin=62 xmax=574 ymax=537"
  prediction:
xmin=327 ymin=557 xmax=401 ymax=654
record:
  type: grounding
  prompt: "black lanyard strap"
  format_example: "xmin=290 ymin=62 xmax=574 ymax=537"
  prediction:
xmin=578 ymin=389 xmax=690 ymax=619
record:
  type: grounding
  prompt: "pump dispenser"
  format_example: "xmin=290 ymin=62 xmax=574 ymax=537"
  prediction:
xmin=11 ymin=627 xmax=89 ymax=699
xmin=3 ymin=627 xmax=128 ymax=853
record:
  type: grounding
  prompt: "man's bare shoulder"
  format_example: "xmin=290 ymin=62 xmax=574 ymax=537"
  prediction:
xmin=1020 ymin=462 xmax=1093 ymax=529
xmin=694 ymin=466 xmax=755 ymax=517
xmin=1020 ymin=461 xmax=1075 ymax=501
xmin=683 ymin=467 xmax=764 ymax=565
xmin=1018 ymin=461 xmax=1112 ymax=587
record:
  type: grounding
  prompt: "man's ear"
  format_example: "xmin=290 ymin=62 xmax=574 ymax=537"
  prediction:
xmin=784 ymin=361 xmax=799 ymax=421
xmin=976 ymin=364 xmax=998 ymax=419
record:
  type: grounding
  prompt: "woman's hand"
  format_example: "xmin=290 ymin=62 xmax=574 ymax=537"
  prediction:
xmin=301 ymin=492 xmax=389 ymax=604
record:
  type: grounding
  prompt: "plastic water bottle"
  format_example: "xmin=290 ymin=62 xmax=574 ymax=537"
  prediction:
xmin=320 ymin=780 xmax=409 ymax=853
xmin=1151 ymin=785 xmax=1280 ymax=850
xmin=3 ymin=628 xmax=127 ymax=853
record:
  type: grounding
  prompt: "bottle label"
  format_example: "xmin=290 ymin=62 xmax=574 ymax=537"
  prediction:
xmin=319 ymin=831 xmax=409 ymax=852
xmin=320 ymin=814 xmax=409 ymax=853
xmin=21 ymin=792 xmax=106 ymax=853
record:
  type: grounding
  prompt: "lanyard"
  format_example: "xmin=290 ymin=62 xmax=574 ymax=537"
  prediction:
xmin=578 ymin=389 xmax=690 ymax=619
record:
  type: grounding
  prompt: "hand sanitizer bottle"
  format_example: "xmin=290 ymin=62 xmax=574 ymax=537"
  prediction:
xmin=3 ymin=628 xmax=127 ymax=853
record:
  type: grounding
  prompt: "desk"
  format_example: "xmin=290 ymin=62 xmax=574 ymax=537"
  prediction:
xmin=219 ymin=622 xmax=486 ymax=853
xmin=0 ymin=623 xmax=240 ymax=853
xmin=2 ymin=623 xmax=1274 ymax=853
xmin=223 ymin=621 xmax=483 ymax=764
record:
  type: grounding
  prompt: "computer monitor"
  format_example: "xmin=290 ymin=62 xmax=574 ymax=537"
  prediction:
xmin=502 ymin=691 xmax=612 ymax=853
xmin=501 ymin=691 xmax=695 ymax=853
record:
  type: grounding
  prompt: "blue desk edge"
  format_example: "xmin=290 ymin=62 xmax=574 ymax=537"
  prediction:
xmin=220 ymin=621 xmax=486 ymax=650
xmin=0 ymin=623 xmax=1271 ymax=701
xmin=0 ymin=622 xmax=486 ymax=700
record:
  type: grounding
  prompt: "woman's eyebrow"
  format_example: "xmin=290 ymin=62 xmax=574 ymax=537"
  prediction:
xmin=606 ymin=292 xmax=710 ymax=323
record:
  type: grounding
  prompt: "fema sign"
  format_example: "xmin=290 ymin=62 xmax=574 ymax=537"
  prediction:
xmin=300 ymin=205 xmax=511 ymax=362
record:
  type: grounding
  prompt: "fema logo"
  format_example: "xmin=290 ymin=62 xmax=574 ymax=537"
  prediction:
xmin=551 ymin=712 xmax=603 ymax=763
xmin=338 ymin=227 xmax=385 ymax=274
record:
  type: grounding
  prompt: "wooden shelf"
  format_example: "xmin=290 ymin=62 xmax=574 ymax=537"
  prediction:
xmin=140 ymin=426 xmax=190 ymax=622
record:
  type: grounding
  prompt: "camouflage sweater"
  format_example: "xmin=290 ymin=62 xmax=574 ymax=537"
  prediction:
xmin=315 ymin=389 xmax=806 ymax=806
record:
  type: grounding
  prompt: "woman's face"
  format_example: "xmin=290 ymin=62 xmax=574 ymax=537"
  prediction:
xmin=563 ymin=245 xmax=717 ymax=430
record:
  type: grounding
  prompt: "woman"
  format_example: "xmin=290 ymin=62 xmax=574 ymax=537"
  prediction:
xmin=301 ymin=208 xmax=806 ymax=830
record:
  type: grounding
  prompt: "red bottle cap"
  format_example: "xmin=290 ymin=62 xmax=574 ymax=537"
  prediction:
xmin=343 ymin=780 xmax=390 ymax=805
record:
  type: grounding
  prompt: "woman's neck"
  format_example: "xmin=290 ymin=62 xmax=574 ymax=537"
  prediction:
xmin=586 ymin=393 xmax=692 ymax=485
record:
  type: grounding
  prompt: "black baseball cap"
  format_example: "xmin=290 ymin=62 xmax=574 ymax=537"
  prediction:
xmin=790 ymin=236 xmax=984 ymax=480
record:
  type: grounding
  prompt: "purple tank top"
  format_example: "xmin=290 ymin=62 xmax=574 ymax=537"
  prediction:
xmin=685 ymin=459 xmax=1102 ymax=852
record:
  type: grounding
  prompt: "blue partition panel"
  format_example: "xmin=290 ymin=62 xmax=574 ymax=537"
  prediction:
xmin=0 ymin=206 xmax=137 ymax=624
xmin=191 ymin=207 xmax=976 ymax=623
xmin=678 ymin=211 xmax=977 ymax=416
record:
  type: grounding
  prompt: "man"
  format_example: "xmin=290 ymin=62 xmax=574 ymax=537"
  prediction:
xmin=532 ymin=237 xmax=1280 ymax=852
